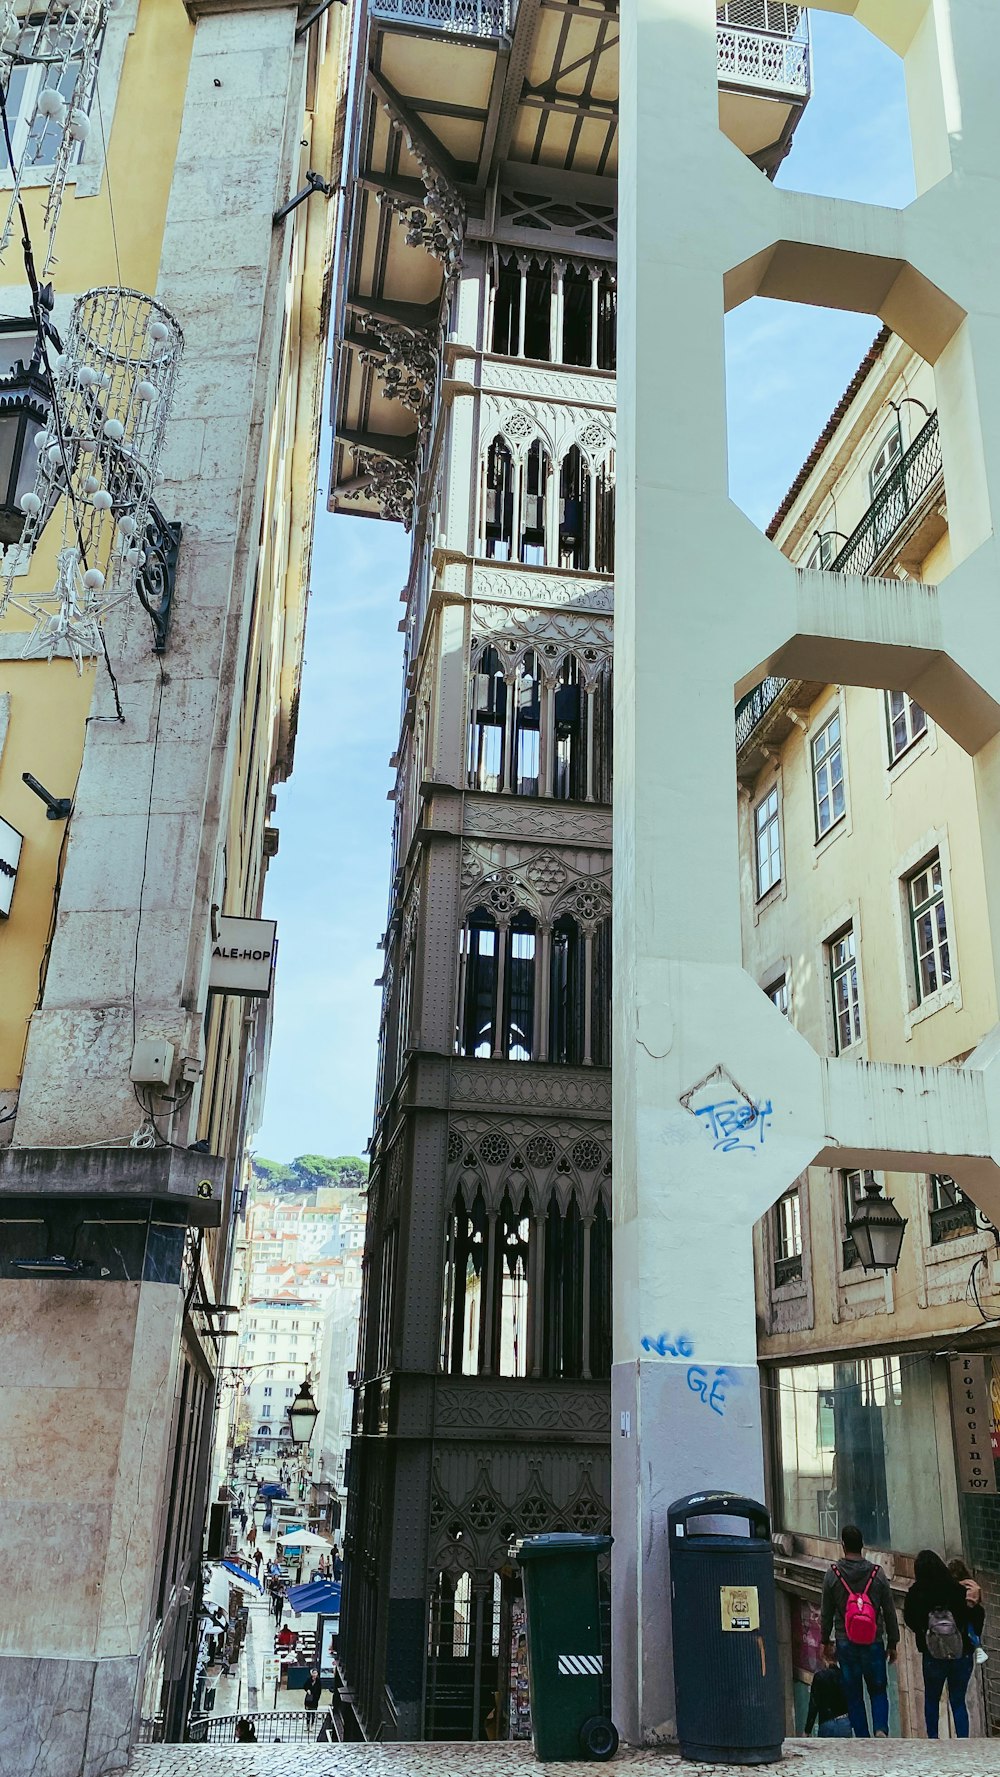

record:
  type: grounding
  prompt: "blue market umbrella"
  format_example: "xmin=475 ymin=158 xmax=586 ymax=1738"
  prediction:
xmin=220 ymin=1560 xmax=263 ymax=1592
xmin=258 ymin=1482 xmax=290 ymax=1499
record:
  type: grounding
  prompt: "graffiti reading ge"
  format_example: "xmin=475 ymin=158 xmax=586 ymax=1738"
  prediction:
xmin=687 ymin=1365 xmax=739 ymax=1417
xmin=695 ymin=1096 xmax=772 ymax=1154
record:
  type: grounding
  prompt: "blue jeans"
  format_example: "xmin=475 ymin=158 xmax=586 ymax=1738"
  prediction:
xmin=836 ymin=1638 xmax=889 ymax=1737
xmin=818 ymin=1717 xmax=852 ymax=1738
xmin=922 ymin=1651 xmax=973 ymax=1738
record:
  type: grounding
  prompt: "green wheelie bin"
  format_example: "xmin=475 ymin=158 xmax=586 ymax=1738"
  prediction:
xmin=514 ymin=1532 xmax=618 ymax=1762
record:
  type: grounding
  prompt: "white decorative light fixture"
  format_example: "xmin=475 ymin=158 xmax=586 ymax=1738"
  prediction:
xmin=1 ymin=286 xmax=183 ymax=667
xmin=0 ymin=0 xmax=115 ymax=275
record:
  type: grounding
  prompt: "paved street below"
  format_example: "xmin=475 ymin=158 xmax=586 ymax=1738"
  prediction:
xmin=132 ymin=1739 xmax=1000 ymax=1774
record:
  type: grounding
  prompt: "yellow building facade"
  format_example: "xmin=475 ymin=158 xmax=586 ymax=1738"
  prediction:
xmin=740 ymin=328 xmax=1000 ymax=1737
xmin=0 ymin=0 xmax=344 ymax=1766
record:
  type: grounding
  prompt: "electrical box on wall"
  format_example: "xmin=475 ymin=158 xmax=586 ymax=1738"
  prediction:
xmin=130 ymin=1037 xmax=175 ymax=1086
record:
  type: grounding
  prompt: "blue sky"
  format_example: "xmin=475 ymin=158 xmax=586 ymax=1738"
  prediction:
xmin=256 ymin=10 xmax=916 ymax=1163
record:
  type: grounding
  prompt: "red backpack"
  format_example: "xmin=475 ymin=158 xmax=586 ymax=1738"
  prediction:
xmin=835 ymin=1565 xmax=879 ymax=1645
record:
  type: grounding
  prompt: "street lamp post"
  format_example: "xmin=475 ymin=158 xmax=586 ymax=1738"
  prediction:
xmin=286 ymin=1376 xmax=319 ymax=1448
xmin=849 ymin=1179 xmax=908 ymax=1272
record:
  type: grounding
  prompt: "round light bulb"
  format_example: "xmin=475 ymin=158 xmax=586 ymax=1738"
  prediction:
xmin=102 ymin=418 xmax=125 ymax=442
xmin=148 ymin=320 xmax=169 ymax=343
xmin=83 ymin=568 xmax=105 ymax=591
xmin=117 ymin=515 xmax=137 ymax=537
xmin=35 ymin=88 xmax=65 ymax=120
xmin=83 ymin=475 xmax=101 ymax=495
xmin=78 ymin=365 xmax=98 ymax=388
xmin=19 ymin=491 xmax=41 ymax=516
xmin=92 ymin=489 xmax=113 ymax=510
xmin=68 ymin=110 xmax=90 ymax=142
xmin=137 ymin=380 xmax=157 ymax=403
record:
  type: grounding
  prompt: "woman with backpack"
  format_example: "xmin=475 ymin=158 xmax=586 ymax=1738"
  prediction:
xmin=904 ymin=1549 xmax=986 ymax=1738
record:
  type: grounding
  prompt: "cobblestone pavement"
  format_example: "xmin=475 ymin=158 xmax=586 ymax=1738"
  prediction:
xmin=131 ymin=1739 xmax=1000 ymax=1775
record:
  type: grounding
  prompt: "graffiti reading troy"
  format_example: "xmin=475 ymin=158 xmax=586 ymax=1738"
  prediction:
xmin=694 ymin=1096 xmax=772 ymax=1154
xmin=640 ymin=1331 xmax=695 ymax=1358
xmin=687 ymin=1365 xmax=739 ymax=1417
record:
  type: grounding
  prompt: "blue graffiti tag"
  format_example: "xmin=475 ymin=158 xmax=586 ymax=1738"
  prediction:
xmin=694 ymin=1097 xmax=772 ymax=1154
xmin=640 ymin=1331 xmax=695 ymax=1359
xmin=686 ymin=1365 xmax=739 ymax=1417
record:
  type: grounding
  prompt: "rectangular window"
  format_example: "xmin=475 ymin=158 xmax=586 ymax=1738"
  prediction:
xmin=766 ymin=976 xmax=789 ymax=1016
xmin=927 ymin=1173 xmax=976 ymax=1244
xmin=841 ymin=1168 xmax=877 ymax=1269
xmin=812 ymin=713 xmax=845 ymax=838
xmin=886 ymin=690 xmax=927 ymax=763
xmin=260 ymin=1404 xmax=271 ymax=1418
xmin=829 ymin=926 xmax=861 ymax=1053
xmin=5 ymin=22 xmax=92 ymax=169
xmin=263 ymin=1386 xmax=271 ymax=1397
xmin=908 ymin=854 xmax=951 ymax=1003
xmin=772 ymin=1186 xmax=802 ymax=1287
xmin=754 ymin=786 xmax=781 ymax=897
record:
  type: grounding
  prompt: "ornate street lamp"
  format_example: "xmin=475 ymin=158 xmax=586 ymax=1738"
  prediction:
xmin=286 ymin=1375 xmax=319 ymax=1448
xmin=849 ymin=1178 xmax=907 ymax=1272
xmin=0 ymin=347 xmax=51 ymax=544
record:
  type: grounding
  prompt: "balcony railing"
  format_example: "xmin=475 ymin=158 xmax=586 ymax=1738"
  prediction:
xmin=736 ymin=413 xmax=943 ymax=754
xmin=189 ymin=1712 xmax=317 ymax=1744
xmin=829 ymin=411 xmax=942 ymax=581
xmin=929 ymin=1199 xmax=977 ymax=1246
xmin=773 ymin=1252 xmax=803 ymax=1288
xmin=369 ymin=0 xmax=513 ymax=34
xmin=716 ymin=3 xmax=810 ymax=99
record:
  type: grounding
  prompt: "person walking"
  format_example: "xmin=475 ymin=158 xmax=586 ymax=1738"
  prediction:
xmin=247 ymin=1520 xmax=257 ymax=1550
xmin=904 ymin=1549 xmax=985 ymax=1738
xmin=949 ymin=1559 xmax=988 ymax=1665
xmin=253 ymin=1546 xmax=263 ymax=1576
xmin=821 ymin=1524 xmax=899 ymax=1737
xmin=273 ymin=1586 xmax=286 ymax=1629
xmin=304 ymin=1667 xmax=323 ymax=1731
xmin=804 ymin=1660 xmax=851 ymax=1738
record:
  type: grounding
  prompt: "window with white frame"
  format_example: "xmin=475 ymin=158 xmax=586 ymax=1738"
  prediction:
xmin=772 ymin=1186 xmax=802 ymax=1286
xmin=886 ymin=690 xmax=927 ymax=763
xmin=263 ymin=1386 xmax=271 ymax=1397
xmin=4 ymin=21 xmax=94 ymax=169
xmin=841 ymin=1168 xmax=878 ymax=1268
xmin=927 ymin=1173 xmax=976 ymax=1244
xmin=260 ymin=1403 xmax=271 ymax=1418
xmin=766 ymin=976 xmax=789 ymax=1016
xmin=812 ymin=712 xmax=845 ymax=838
xmin=869 ymin=422 xmax=902 ymax=498
xmin=907 ymin=854 xmax=951 ymax=1004
xmin=754 ymin=785 xmax=781 ymax=897
xmin=829 ymin=925 xmax=861 ymax=1053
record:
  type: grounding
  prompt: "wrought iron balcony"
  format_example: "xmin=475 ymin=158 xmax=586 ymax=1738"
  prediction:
xmin=829 ymin=411 xmax=942 ymax=581
xmin=736 ymin=413 xmax=943 ymax=757
xmin=929 ymin=1198 xmax=977 ymax=1246
xmin=773 ymin=1252 xmax=803 ymax=1289
xmin=716 ymin=2 xmax=810 ymax=100
xmin=369 ymin=0 xmax=514 ymax=35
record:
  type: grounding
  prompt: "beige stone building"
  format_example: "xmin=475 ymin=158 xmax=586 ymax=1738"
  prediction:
xmin=740 ymin=327 xmax=1000 ymax=1736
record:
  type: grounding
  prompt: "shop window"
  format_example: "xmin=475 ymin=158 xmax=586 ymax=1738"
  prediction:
xmin=885 ymin=689 xmax=927 ymax=763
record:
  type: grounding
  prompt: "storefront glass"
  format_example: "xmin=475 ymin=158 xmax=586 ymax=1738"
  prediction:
xmin=775 ymin=1353 xmax=947 ymax=1552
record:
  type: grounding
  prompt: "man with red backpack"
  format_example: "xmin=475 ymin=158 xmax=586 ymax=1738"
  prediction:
xmin=820 ymin=1524 xmax=900 ymax=1737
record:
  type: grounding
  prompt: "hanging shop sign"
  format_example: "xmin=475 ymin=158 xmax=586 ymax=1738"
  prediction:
xmin=0 ymin=814 xmax=22 ymax=918
xmin=949 ymin=1354 xmax=998 ymax=1494
xmin=209 ymin=916 xmax=277 ymax=999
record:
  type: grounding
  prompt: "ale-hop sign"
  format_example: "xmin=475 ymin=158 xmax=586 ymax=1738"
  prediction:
xmin=949 ymin=1354 xmax=998 ymax=1494
xmin=0 ymin=814 xmax=22 ymax=918
xmin=208 ymin=915 xmax=277 ymax=998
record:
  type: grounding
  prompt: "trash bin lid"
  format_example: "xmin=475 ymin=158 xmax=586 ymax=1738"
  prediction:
xmin=513 ymin=1533 xmax=612 ymax=1561
xmin=667 ymin=1493 xmax=769 ymax=1544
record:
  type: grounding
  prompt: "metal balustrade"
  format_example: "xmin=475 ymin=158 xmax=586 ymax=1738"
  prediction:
xmin=188 ymin=1711 xmax=319 ymax=1744
xmin=736 ymin=414 xmax=943 ymax=754
xmin=829 ymin=412 xmax=942 ymax=581
xmin=369 ymin=0 xmax=513 ymax=34
xmin=716 ymin=2 xmax=810 ymax=98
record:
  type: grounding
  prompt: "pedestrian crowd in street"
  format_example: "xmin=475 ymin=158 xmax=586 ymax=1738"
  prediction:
xmin=809 ymin=1524 xmax=986 ymax=1740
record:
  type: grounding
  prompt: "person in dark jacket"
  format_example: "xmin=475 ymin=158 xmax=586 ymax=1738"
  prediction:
xmin=821 ymin=1525 xmax=899 ymax=1737
xmin=304 ymin=1668 xmax=323 ymax=1729
xmin=804 ymin=1662 xmax=851 ymax=1737
xmin=904 ymin=1549 xmax=985 ymax=1738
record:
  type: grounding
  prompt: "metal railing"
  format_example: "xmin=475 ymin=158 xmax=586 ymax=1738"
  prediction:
xmin=773 ymin=1253 xmax=803 ymax=1288
xmin=735 ymin=413 xmax=943 ymax=755
xmin=929 ymin=1199 xmax=977 ymax=1246
xmin=735 ymin=675 xmax=787 ymax=752
xmin=369 ymin=0 xmax=513 ymax=34
xmin=829 ymin=412 xmax=942 ymax=581
xmin=188 ymin=1711 xmax=320 ymax=1744
xmin=716 ymin=3 xmax=810 ymax=98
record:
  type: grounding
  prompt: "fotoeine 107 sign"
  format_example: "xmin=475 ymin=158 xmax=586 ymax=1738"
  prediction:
xmin=0 ymin=814 xmax=23 ymax=918
xmin=209 ymin=916 xmax=277 ymax=999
